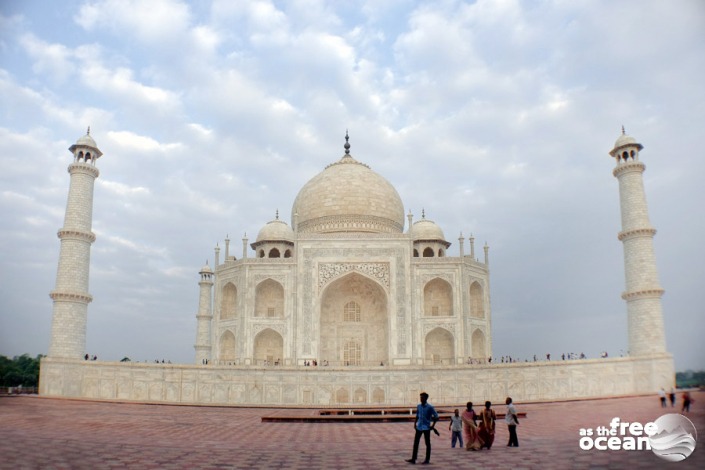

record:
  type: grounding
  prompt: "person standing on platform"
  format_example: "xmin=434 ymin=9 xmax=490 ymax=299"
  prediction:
xmin=505 ymin=397 xmax=519 ymax=447
xmin=449 ymin=409 xmax=463 ymax=449
xmin=406 ymin=392 xmax=439 ymax=464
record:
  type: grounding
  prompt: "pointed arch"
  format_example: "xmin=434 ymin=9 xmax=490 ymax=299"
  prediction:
xmin=336 ymin=388 xmax=349 ymax=404
xmin=354 ymin=387 xmax=367 ymax=403
xmin=423 ymin=247 xmax=434 ymax=257
xmin=424 ymin=327 xmax=454 ymax=365
xmin=219 ymin=330 xmax=236 ymax=362
xmin=470 ymin=282 xmax=484 ymax=318
xmin=221 ymin=282 xmax=237 ymax=319
xmin=284 ymin=249 xmax=292 ymax=258
xmin=268 ymin=248 xmax=281 ymax=258
xmin=254 ymin=328 xmax=283 ymax=365
xmin=319 ymin=272 xmax=389 ymax=366
xmin=472 ymin=329 xmax=486 ymax=358
xmin=372 ymin=387 xmax=385 ymax=404
xmin=424 ymin=278 xmax=453 ymax=317
xmin=255 ymin=279 xmax=284 ymax=318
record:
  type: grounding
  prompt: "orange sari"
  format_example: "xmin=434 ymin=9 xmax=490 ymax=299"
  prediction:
xmin=478 ymin=408 xmax=496 ymax=449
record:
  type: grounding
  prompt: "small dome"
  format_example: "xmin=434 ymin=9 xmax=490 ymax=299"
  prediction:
xmin=76 ymin=133 xmax=97 ymax=148
xmin=69 ymin=128 xmax=103 ymax=158
xmin=200 ymin=262 xmax=212 ymax=273
xmin=411 ymin=217 xmax=446 ymax=242
xmin=610 ymin=127 xmax=644 ymax=156
xmin=614 ymin=133 xmax=637 ymax=149
xmin=256 ymin=219 xmax=294 ymax=243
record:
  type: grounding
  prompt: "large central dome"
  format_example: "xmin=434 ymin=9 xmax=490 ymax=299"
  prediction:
xmin=291 ymin=148 xmax=405 ymax=234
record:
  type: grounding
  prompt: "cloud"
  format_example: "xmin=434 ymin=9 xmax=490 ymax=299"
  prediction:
xmin=19 ymin=33 xmax=74 ymax=82
xmin=106 ymin=130 xmax=182 ymax=153
xmin=75 ymin=0 xmax=192 ymax=44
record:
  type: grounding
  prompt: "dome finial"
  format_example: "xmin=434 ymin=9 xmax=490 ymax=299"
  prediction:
xmin=621 ymin=125 xmax=625 ymax=135
xmin=87 ymin=126 xmax=91 ymax=136
xmin=421 ymin=208 xmax=426 ymax=219
xmin=344 ymin=130 xmax=351 ymax=155
xmin=275 ymin=209 xmax=279 ymax=220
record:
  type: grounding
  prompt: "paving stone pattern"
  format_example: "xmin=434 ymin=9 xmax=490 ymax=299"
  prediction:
xmin=0 ymin=392 xmax=702 ymax=469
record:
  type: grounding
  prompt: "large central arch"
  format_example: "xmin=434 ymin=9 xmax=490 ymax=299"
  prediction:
xmin=319 ymin=272 xmax=388 ymax=365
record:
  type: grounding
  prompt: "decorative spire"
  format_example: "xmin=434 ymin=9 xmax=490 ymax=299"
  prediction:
xmin=275 ymin=209 xmax=279 ymax=220
xmin=421 ymin=208 xmax=426 ymax=219
xmin=344 ymin=130 xmax=350 ymax=155
xmin=621 ymin=125 xmax=625 ymax=135
xmin=87 ymin=126 xmax=91 ymax=136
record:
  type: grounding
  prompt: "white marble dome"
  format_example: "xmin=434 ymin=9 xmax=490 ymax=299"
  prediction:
xmin=411 ymin=217 xmax=446 ymax=241
xmin=614 ymin=133 xmax=637 ymax=148
xmin=291 ymin=154 xmax=405 ymax=234
xmin=200 ymin=262 xmax=212 ymax=273
xmin=76 ymin=133 xmax=97 ymax=148
xmin=256 ymin=218 xmax=294 ymax=242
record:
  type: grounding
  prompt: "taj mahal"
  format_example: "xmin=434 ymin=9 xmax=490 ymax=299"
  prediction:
xmin=40 ymin=130 xmax=674 ymax=406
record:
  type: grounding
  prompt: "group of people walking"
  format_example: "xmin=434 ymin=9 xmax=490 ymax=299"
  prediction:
xmin=406 ymin=393 xmax=519 ymax=465
xmin=659 ymin=387 xmax=693 ymax=413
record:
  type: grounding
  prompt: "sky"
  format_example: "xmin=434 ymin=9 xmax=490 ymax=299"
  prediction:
xmin=1 ymin=0 xmax=703 ymax=371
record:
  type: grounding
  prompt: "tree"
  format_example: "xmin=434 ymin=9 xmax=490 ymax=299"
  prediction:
xmin=0 ymin=354 xmax=44 ymax=387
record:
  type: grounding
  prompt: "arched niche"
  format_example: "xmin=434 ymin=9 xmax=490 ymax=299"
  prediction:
xmin=336 ymin=388 xmax=349 ymax=404
xmin=354 ymin=387 xmax=367 ymax=403
xmin=221 ymin=282 xmax=237 ymax=319
xmin=424 ymin=327 xmax=454 ymax=365
xmin=470 ymin=281 xmax=484 ymax=318
xmin=254 ymin=328 xmax=283 ymax=365
xmin=372 ymin=387 xmax=385 ymax=404
xmin=320 ymin=272 xmax=388 ymax=366
xmin=255 ymin=279 xmax=284 ymax=318
xmin=219 ymin=330 xmax=236 ymax=362
xmin=471 ymin=329 xmax=486 ymax=359
xmin=423 ymin=278 xmax=453 ymax=317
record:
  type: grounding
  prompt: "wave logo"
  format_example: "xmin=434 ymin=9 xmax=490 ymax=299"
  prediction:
xmin=649 ymin=413 xmax=697 ymax=462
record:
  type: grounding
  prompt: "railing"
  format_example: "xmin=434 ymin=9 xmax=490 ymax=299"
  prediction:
xmin=208 ymin=358 xmax=491 ymax=367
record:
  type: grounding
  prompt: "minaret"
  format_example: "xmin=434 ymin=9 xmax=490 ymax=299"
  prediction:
xmin=48 ymin=129 xmax=103 ymax=358
xmin=609 ymin=129 xmax=667 ymax=356
xmin=194 ymin=262 xmax=214 ymax=364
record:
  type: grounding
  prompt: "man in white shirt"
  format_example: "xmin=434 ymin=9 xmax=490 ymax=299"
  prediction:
xmin=505 ymin=397 xmax=519 ymax=447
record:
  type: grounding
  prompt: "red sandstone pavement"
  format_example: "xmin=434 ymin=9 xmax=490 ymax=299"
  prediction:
xmin=0 ymin=392 xmax=703 ymax=469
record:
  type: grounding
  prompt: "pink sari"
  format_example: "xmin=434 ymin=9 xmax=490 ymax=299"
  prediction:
xmin=461 ymin=409 xmax=484 ymax=451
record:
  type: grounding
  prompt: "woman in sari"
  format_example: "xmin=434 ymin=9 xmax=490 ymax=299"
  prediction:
xmin=478 ymin=401 xmax=496 ymax=449
xmin=461 ymin=401 xmax=484 ymax=451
